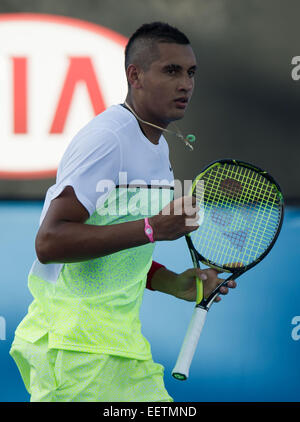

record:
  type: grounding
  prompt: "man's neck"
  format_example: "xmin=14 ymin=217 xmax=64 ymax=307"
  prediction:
xmin=123 ymin=98 xmax=165 ymax=145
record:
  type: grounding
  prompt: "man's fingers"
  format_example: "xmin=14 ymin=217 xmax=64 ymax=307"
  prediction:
xmin=195 ymin=269 xmax=207 ymax=280
xmin=185 ymin=218 xmax=200 ymax=228
xmin=219 ymin=286 xmax=229 ymax=295
xmin=219 ymin=280 xmax=237 ymax=295
xmin=226 ymin=280 xmax=237 ymax=288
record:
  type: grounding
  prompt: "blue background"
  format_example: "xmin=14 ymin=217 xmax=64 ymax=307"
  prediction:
xmin=0 ymin=201 xmax=299 ymax=402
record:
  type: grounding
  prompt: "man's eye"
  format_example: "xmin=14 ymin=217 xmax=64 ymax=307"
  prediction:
xmin=164 ymin=65 xmax=180 ymax=75
xmin=188 ymin=70 xmax=196 ymax=77
xmin=167 ymin=67 xmax=176 ymax=74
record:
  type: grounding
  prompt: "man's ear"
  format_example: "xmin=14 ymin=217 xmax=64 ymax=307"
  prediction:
xmin=126 ymin=64 xmax=143 ymax=89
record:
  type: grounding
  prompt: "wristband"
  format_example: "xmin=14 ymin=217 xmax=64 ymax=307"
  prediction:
xmin=144 ymin=217 xmax=154 ymax=243
xmin=146 ymin=261 xmax=166 ymax=290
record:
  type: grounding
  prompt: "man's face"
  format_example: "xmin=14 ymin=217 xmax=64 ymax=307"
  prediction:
xmin=138 ymin=42 xmax=197 ymax=126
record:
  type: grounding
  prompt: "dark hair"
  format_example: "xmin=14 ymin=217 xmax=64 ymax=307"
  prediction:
xmin=125 ymin=22 xmax=190 ymax=70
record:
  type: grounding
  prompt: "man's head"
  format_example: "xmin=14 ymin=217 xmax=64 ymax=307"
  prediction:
xmin=125 ymin=22 xmax=190 ymax=72
xmin=125 ymin=22 xmax=197 ymax=127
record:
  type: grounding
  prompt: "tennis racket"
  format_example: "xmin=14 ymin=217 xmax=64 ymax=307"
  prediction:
xmin=172 ymin=159 xmax=284 ymax=381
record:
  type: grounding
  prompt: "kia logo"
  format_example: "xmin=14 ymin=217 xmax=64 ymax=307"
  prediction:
xmin=0 ymin=13 xmax=127 ymax=179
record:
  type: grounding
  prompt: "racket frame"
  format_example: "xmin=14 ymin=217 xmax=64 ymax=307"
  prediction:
xmin=172 ymin=158 xmax=284 ymax=380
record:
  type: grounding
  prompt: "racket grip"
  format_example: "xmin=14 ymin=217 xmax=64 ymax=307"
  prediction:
xmin=172 ymin=306 xmax=207 ymax=381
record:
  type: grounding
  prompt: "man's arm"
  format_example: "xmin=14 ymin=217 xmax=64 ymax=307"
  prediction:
xmin=149 ymin=266 xmax=237 ymax=302
xmin=36 ymin=186 xmax=199 ymax=264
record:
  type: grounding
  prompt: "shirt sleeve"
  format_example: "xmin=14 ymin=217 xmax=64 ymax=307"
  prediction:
xmin=40 ymin=127 xmax=121 ymax=223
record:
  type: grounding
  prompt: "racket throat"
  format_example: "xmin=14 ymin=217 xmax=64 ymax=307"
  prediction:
xmin=196 ymin=302 xmax=210 ymax=312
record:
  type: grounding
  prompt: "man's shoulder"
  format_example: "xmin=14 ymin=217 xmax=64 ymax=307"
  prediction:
xmin=88 ymin=104 xmax=134 ymax=135
xmin=68 ymin=105 xmax=132 ymax=150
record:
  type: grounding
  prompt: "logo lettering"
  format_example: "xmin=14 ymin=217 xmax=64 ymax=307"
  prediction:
xmin=50 ymin=57 xmax=106 ymax=134
xmin=0 ymin=14 xmax=127 ymax=178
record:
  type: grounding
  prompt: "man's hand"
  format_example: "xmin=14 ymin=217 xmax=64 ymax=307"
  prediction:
xmin=172 ymin=268 xmax=237 ymax=302
xmin=150 ymin=266 xmax=237 ymax=303
xmin=149 ymin=196 xmax=200 ymax=241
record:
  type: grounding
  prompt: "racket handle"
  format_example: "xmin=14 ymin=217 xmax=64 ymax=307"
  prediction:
xmin=172 ymin=306 xmax=207 ymax=381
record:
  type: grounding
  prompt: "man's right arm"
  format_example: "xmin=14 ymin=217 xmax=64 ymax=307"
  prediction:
xmin=36 ymin=186 xmax=199 ymax=264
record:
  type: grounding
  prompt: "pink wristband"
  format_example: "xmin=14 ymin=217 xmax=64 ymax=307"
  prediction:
xmin=144 ymin=218 xmax=154 ymax=243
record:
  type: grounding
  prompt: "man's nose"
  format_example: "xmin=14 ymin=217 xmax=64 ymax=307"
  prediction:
xmin=178 ymin=75 xmax=194 ymax=92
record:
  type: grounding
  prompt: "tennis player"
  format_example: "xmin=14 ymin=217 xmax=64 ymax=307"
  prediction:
xmin=10 ymin=22 xmax=236 ymax=402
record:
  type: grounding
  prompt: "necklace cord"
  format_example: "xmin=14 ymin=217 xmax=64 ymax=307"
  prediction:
xmin=124 ymin=101 xmax=194 ymax=151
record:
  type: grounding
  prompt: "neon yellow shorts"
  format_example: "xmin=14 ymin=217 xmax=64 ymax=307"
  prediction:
xmin=9 ymin=334 xmax=173 ymax=402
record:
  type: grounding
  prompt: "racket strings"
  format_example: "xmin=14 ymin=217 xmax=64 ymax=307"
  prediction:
xmin=201 ymin=166 xmax=278 ymax=205
xmin=192 ymin=163 xmax=282 ymax=269
xmin=200 ymin=169 xmax=277 ymax=251
xmin=220 ymin=167 xmax=278 ymax=263
xmin=196 ymin=183 xmax=279 ymax=264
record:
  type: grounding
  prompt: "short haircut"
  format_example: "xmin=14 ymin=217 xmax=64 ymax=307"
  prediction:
xmin=124 ymin=22 xmax=190 ymax=72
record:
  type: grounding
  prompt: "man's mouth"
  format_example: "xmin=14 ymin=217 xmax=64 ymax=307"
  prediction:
xmin=174 ymin=97 xmax=189 ymax=108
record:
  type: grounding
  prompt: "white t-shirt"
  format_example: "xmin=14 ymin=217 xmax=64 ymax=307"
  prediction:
xmin=16 ymin=104 xmax=175 ymax=359
xmin=41 ymin=104 xmax=174 ymax=221
xmin=32 ymin=104 xmax=174 ymax=283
